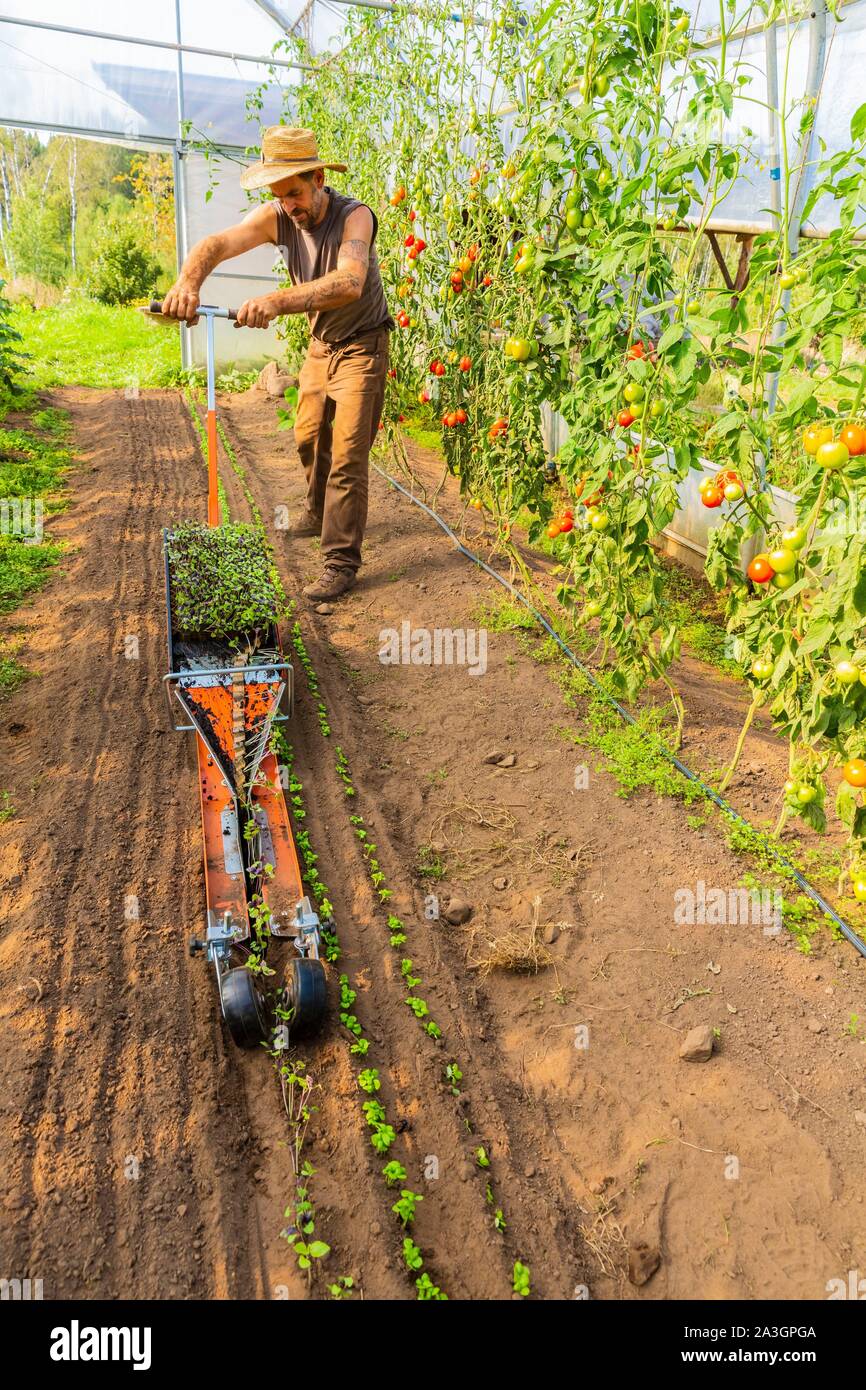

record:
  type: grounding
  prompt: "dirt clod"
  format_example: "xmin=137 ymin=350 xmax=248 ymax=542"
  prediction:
xmin=628 ymin=1242 xmax=661 ymax=1286
xmin=444 ymin=896 xmax=473 ymax=925
xmin=678 ymin=1025 xmax=715 ymax=1062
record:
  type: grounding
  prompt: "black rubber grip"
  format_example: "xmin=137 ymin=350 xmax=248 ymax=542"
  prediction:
xmin=148 ymin=299 xmax=237 ymax=321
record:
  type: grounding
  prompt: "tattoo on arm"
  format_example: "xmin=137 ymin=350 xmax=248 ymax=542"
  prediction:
xmin=340 ymin=239 xmax=370 ymax=267
xmin=276 ymin=231 xmax=372 ymax=314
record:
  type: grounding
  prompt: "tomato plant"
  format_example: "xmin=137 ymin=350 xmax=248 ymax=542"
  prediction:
xmin=249 ymin=0 xmax=866 ymax=874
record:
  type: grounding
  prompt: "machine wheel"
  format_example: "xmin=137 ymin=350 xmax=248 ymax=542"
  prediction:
xmin=285 ymin=957 xmax=327 ymax=1038
xmin=221 ymin=967 xmax=270 ymax=1049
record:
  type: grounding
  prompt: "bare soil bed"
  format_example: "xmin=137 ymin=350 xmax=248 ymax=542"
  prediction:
xmin=1 ymin=384 xmax=864 ymax=1301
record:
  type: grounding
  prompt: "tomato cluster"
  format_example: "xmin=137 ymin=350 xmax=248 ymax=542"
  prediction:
xmin=802 ymin=422 xmax=866 ymax=471
xmin=547 ymin=506 xmax=573 ymax=538
xmin=700 ymin=469 xmax=744 ymax=508
xmin=745 ymin=526 xmax=805 ymax=589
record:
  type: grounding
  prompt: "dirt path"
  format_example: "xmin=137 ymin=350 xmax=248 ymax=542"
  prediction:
xmin=1 ymin=385 xmax=864 ymax=1301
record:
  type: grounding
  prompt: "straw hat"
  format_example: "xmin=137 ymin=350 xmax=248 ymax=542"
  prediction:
xmin=240 ymin=126 xmax=347 ymax=191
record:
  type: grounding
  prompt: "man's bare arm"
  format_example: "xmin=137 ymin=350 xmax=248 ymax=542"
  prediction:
xmin=235 ymin=206 xmax=374 ymax=329
xmin=162 ymin=203 xmax=278 ymax=323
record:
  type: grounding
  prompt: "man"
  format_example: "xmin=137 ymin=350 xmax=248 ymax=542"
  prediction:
xmin=162 ymin=126 xmax=394 ymax=602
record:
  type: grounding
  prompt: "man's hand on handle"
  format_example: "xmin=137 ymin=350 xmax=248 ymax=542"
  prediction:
xmin=161 ymin=280 xmax=203 ymax=327
xmin=234 ymin=295 xmax=281 ymax=330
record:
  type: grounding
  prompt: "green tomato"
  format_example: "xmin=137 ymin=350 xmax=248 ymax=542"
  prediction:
xmin=751 ymin=659 xmax=773 ymax=680
xmin=796 ymin=785 xmax=817 ymax=805
xmin=724 ymin=481 xmax=744 ymax=502
xmin=512 ymin=338 xmax=532 ymax=362
xmin=779 ymin=272 xmax=797 ymax=291
xmin=853 ymin=879 xmax=866 ymax=902
xmin=784 ymin=779 xmax=799 ymax=798
xmin=623 ymin=382 xmax=645 ymax=404
xmin=582 ymin=210 xmax=595 ymax=227
xmin=565 ymin=187 xmax=580 ymax=209
xmin=585 ymin=600 xmax=604 ymax=617
xmin=533 ymin=59 xmax=545 ymax=82
xmin=594 ymin=74 xmax=610 ymax=96
xmin=835 ymin=660 xmax=861 ymax=685
xmin=630 ymin=399 xmax=645 ymax=419
xmin=590 ymin=511 xmax=610 ymax=532
xmin=816 ymin=440 xmax=849 ymax=471
xmin=771 ymin=570 xmax=796 ymax=590
xmin=598 ymin=168 xmax=611 ymax=189
xmin=687 ymin=299 xmax=701 ymax=314
xmin=566 ymin=208 xmax=580 ymax=231
xmin=514 ymin=254 xmax=535 ymax=275
xmin=675 ymin=14 xmax=690 ymax=32
xmin=663 ymin=216 xmax=677 ymax=231
xmin=650 ymin=400 xmax=664 ymax=418
xmin=768 ymin=548 xmax=797 ymax=574
xmin=781 ymin=526 xmax=807 ymax=550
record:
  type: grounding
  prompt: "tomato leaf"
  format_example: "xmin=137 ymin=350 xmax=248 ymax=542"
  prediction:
xmin=851 ymin=102 xmax=866 ymax=143
xmin=656 ymin=322 xmax=684 ymax=354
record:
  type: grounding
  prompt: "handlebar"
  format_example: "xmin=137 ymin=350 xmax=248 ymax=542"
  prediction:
xmin=148 ymin=300 xmax=237 ymax=321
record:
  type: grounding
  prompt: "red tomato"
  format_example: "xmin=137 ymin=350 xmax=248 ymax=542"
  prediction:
xmin=435 ymin=362 xmax=446 ymax=377
xmin=547 ymin=522 xmax=561 ymax=538
xmin=841 ymin=423 xmax=866 ymax=456
xmin=747 ymin=557 xmax=773 ymax=583
xmin=414 ymin=238 xmax=426 ymax=253
xmin=617 ymin=409 xmax=635 ymax=427
xmin=701 ymin=487 xmax=724 ymax=508
xmin=559 ymin=516 xmax=574 ymax=533
xmin=468 ymin=243 xmax=479 ymax=261
xmin=459 ymin=356 xmax=472 ymax=371
xmin=482 ymin=274 xmax=493 ymax=287
xmin=404 ymin=234 xmax=415 ymax=248
xmin=454 ymin=407 xmax=467 ymax=423
xmin=408 ymin=209 xmax=417 ymax=221
xmin=387 ymin=368 xmax=397 ymax=378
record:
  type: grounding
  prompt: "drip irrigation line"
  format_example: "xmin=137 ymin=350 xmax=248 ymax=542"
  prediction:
xmin=371 ymin=460 xmax=866 ymax=960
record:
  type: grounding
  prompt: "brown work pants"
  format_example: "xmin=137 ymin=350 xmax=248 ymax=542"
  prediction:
xmin=293 ymin=325 xmax=390 ymax=573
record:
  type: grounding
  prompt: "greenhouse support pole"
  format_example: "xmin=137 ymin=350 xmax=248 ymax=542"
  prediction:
xmin=764 ymin=22 xmax=782 ymax=224
xmin=174 ymin=0 xmax=190 ymax=373
xmin=764 ymin=0 xmax=828 ymax=422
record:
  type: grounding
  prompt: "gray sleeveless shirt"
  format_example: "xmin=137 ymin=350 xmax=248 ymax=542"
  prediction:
xmin=274 ymin=188 xmax=395 ymax=344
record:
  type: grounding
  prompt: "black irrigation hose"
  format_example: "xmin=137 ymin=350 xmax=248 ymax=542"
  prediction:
xmin=372 ymin=461 xmax=866 ymax=961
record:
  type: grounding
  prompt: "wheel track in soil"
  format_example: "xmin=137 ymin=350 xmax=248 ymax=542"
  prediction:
xmin=216 ymin=393 xmax=590 ymax=1300
xmin=2 ymin=390 xmax=299 ymax=1300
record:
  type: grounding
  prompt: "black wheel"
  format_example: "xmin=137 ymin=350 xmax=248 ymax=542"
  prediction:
xmin=221 ymin=967 xmax=270 ymax=1049
xmin=285 ymin=957 xmax=327 ymax=1038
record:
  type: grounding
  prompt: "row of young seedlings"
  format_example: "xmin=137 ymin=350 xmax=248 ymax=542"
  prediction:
xmin=289 ymin=610 xmax=530 ymax=1297
xmin=272 ymin=725 xmax=446 ymax=1300
xmin=334 ymin=742 xmax=530 ymax=1297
